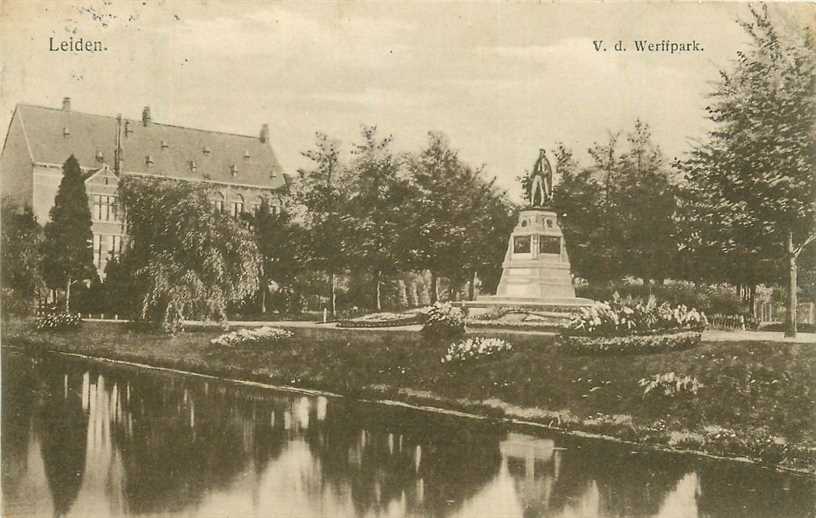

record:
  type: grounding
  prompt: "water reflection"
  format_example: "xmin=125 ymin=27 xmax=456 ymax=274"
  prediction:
xmin=2 ymin=352 xmax=813 ymax=518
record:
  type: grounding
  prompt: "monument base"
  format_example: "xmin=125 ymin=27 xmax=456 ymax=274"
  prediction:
xmin=466 ymin=207 xmax=591 ymax=320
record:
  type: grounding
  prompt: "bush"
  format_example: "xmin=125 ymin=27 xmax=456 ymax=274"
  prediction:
xmin=440 ymin=337 xmax=512 ymax=365
xmin=565 ymin=295 xmax=707 ymax=337
xmin=34 ymin=312 xmax=82 ymax=331
xmin=420 ymin=302 xmax=466 ymax=340
xmin=559 ymin=331 xmax=702 ymax=355
xmin=210 ymin=326 xmax=294 ymax=347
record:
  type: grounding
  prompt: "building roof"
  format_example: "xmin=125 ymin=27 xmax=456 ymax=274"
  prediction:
xmin=14 ymin=103 xmax=285 ymax=190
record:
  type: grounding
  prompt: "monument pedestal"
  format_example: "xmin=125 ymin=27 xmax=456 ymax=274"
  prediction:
xmin=464 ymin=207 xmax=591 ymax=315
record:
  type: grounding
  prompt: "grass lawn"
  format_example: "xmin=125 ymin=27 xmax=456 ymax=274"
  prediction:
xmin=3 ymin=319 xmax=815 ymax=473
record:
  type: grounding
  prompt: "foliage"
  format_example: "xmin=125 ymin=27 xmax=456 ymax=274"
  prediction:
xmin=210 ymin=326 xmax=293 ymax=347
xmin=34 ymin=312 xmax=81 ymax=331
xmin=639 ymin=372 xmax=704 ymax=398
xmin=420 ymin=302 xmax=466 ymax=339
xmin=675 ymin=5 xmax=816 ymax=334
xmin=403 ymin=132 xmax=516 ymax=299
xmin=552 ymin=121 xmax=678 ymax=284
xmin=252 ymin=199 xmax=307 ymax=313
xmin=440 ymin=336 xmax=512 ymax=365
xmin=118 ymin=176 xmax=261 ymax=332
xmin=1 ymin=198 xmax=45 ymax=315
xmin=575 ymin=282 xmax=751 ymax=316
xmin=294 ymin=132 xmax=355 ymax=316
xmin=346 ymin=126 xmax=410 ymax=310
xmin=41 ymin=155 xmax=96 ymax=310
xmin=559 ymin=331 xmax=702 ymax=355
xmin=565 ymin=295 xmax=707 ymax=337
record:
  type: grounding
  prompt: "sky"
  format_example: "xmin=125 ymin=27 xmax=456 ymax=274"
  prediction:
xmin=0 ymin=1 xmax=813 ymax=200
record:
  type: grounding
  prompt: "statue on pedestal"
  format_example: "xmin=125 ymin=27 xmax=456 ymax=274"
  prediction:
xmin=527 ymin=149 xmax=553 ymax=208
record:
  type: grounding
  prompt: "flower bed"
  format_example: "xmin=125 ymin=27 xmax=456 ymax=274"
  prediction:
xmin=210 ymin=326 xmax=293 ymax=347
xmin=441 ymin=337 xmax=512 ymax=365
xmin=559 ymin=331 xmax=702 ymax=355
xmin=337 ymin=312 xmax=425 ymax=328
xmin=564 ymin=296 xmax=707 ymax=337
xmin=420 ymin=302 xmax=466 ymax=339
xmin=35 ymin=313 xmax=82 ymax=331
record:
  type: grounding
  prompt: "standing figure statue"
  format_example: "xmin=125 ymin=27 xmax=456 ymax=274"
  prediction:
xmin=527 ymin=149 xmax=554 ymax=207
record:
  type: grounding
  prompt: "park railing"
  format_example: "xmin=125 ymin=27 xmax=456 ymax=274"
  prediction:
xmin=754 ymin=301 xmax=815 ymax=325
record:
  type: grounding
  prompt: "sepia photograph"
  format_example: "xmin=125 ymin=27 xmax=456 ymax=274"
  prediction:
xmin=0 ymin=1 xmax=814 ymax=516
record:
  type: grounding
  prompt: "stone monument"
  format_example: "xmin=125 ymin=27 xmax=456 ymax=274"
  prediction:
xmin=475 ymin=149 xmax=592 ymax=310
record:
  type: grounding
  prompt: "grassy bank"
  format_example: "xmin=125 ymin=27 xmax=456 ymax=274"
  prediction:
xmin=3 ymin=319 xmax=815 ymax=474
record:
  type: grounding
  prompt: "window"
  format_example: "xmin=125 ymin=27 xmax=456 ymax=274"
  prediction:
xmin=539 ymin=235 xmax=561 ymax=254
xmin=111 ymin=235 xmax=122 ymax=257
xmin=93 ymin=234 xmax=104 ymax=268
xmin=513 ymin=236 xmax=531 ymax=254
xmin=271 ymin=205 xmax=279 ymax=217
xmin=94 ymin=195 xmax=103 ymax=220
xmin=232 ymin=194 xmax=245 ymax=218
xmin=211 ymin=193 xmax=226 ymax=213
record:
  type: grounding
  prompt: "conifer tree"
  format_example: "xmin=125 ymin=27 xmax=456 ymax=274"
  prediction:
xmin=42 ymin=155 xmax=95 ymax=312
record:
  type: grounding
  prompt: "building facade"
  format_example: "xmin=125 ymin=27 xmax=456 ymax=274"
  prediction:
xmin=0 ymin=98 xmax=287 ymax=276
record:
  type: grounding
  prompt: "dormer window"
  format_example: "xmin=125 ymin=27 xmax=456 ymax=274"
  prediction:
xmin=243 ymin=150 xmax=251 ymax=159
xmin=270 ymin=169 xmax=277 ymax=178
xmin=63 ymin=127 xmax=70 ymax=137
xmin=161 ymin=140 xmax=169 ymax=149
xmin=230 ymin=164 xmax=238 ymax=177
xmin=145 ymin=154 xmax=154 ymax=166
xmin=203 ymin=146 xmax=211 ymax=155
xmin=95 ymin=150 xmax=104 ymax=162
xmin=124 ymin=121 xmax=133 ymax=136
xmin=190 ymin=160 xmax=197 ymax=173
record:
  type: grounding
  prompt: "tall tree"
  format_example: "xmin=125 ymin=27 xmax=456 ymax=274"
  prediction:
xmin=41 ymin=155 xmax=95 ymax=312
xmin=404 ymin=132 xmax=475 ymax=302
xmin=1 ymin=198 xmax=45 ymax=314
xmin=677 ymin=5 xmax=816 ymax=336
xmin=295 ymin=132 xmax=354 ymax=317
xmin=347 ymin=125 xmax=408 ymax=310
xmin=553 ymin=123 xmax=678 ymax=284
xmin=253 ymin=198 xmax=305 ymax=313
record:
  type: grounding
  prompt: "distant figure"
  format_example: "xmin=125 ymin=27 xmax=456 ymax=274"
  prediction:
xmin=528 ymin=149 xmax=553 ymax=207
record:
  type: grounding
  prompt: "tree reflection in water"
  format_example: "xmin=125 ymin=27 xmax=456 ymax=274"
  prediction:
xmin=2 ymin=352 xmax=814 ymax=518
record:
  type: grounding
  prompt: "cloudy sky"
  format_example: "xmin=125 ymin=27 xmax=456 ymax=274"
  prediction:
xmin=0 ymin=1 xmax=812 ymax=199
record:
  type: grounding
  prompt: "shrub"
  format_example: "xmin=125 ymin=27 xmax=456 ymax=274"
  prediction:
xmin=420 ymin=302 xmax=466 ymax=339
xmin=210 ymin=326 xmax=293 ymax=347
xmin=34 ymin=312 xmax=82 ymax=331
xmin=639 ymin=372 xmax=704 ymax=398
xmin=559 ymin=331 xmax=702 ymax=355
xmin=565 ymin=295 xmax=707 ymax=337
xmin=441 ymin=337 xmax=512 ymax=365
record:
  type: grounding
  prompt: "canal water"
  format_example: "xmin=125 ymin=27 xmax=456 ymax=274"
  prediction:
xmin=2 ymin=351 xmax=813 ymax=518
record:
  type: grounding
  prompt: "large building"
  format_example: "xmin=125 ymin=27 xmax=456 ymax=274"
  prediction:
xmin=0 ymin=98 xmax=287 ymax=275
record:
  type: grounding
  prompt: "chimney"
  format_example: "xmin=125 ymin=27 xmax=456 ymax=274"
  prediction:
xmin=259 ymin=123 xmax=269 ymax=143
xmin=62 ymin=97 xmax=71 ymax=111
xmin=142 ymin=106 xmax=152 ymax=127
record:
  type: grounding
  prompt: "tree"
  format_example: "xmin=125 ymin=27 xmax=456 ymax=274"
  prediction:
xmin=253 ymin=198 xmax=305 ymax=313
xmin=553 ymin=122 xmax=678 ymax=284
xmin=404 ymin=133 xmax=474 ymax=302
xmin=1 ymin=197 xmax=45 ymax=315
xmin=118 ymin=176 xmax=261 ymax=332
xmin=346 ymin=125 xmax=409 ymax=310
xmin=677 ymin=5 xmax=816 ymax=336
xmin=41 ymin=155 xmax=95 ymax=312
xmin=294 ymin=132 xmax=354 ymax=317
